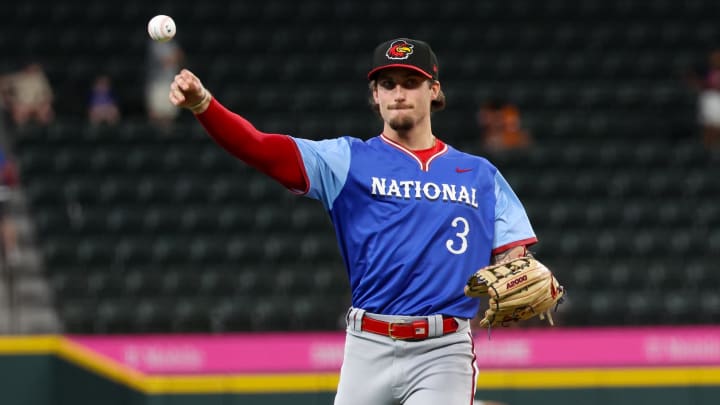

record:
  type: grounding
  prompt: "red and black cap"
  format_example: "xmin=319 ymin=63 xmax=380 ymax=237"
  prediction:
xmin=367 ymin=38 xmax=439 ymax=81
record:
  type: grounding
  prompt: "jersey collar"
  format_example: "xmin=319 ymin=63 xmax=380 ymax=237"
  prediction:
xmin=380 ymin=134 xmax=448 ymax=172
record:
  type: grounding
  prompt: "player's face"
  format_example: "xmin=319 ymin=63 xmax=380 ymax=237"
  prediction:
xmin=373 ymin=69 xmax=440 ymax=132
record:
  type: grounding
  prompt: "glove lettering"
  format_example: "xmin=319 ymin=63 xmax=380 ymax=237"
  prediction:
xmin=506 ymin=274 xmax=527 ymax=290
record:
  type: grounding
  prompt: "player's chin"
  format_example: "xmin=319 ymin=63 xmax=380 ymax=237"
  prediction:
xmin=388 ymin=115 xmax=415 ymax=132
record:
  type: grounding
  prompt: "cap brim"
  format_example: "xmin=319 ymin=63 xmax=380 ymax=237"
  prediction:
xmin=367 ymin=64 xmax=433 ymax=80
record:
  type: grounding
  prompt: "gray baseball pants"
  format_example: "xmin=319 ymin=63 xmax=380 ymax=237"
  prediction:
xmin=334 ymin=308 xmax=478 ymax=405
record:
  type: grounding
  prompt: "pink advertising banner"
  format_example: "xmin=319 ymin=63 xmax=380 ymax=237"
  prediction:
xmin=69 ymin=326 xmax=720 ymax=375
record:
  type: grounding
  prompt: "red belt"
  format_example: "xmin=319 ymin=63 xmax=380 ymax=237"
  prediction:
xmin=361 ymin=316 xmax=459 ymax=340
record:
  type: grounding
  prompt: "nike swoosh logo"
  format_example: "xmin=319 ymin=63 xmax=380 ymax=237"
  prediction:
xmin=456 ymin=167 xmax=473 ymax=173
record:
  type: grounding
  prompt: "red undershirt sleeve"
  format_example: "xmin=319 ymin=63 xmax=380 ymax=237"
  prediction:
xmin=194 ymin=98 xmax=309 ymax=193
xmin=491 ymin=238 xmax=538 ymax=255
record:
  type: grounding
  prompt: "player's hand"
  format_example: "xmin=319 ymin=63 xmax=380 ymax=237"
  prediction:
xmin=169 ymin=68 xmax=212 ymax=114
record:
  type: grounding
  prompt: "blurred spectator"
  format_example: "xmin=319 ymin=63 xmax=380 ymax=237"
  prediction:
xmin=146 ymin=40 xmax=184 ymax=130
xmin=88 ymin=75 xmax=120 ymax=126
xmin=0 ymin=147 xmax=19 ymax=265
xmin=686 ymin=49 xmax=720 ymax=150
xmin=0 ymin=63 xmax=54 ymax=129
xmin=476 ymin=98 xmax=532 ymax=153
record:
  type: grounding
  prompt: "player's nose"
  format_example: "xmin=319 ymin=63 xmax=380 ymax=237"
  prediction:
xmin=392 ymin=86 xmax=406 ymax=101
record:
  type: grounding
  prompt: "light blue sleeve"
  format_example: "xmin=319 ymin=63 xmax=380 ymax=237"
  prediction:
xmin=494 ymin=171 xmax=536 ymax=250
xmin=292 ymin=137 xmax=351 ymax=210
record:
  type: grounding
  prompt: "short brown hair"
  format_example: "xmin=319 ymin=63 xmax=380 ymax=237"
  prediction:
xmin=367 ymin=80 xmax=447 ymax=114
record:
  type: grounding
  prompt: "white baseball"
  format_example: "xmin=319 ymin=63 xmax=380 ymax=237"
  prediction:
xmin=147 ymin=15 xmax=176 ymax=42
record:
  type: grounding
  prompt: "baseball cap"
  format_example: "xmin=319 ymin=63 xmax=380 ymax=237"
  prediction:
xmin=367 ymin=38 xmax=439 ymax=81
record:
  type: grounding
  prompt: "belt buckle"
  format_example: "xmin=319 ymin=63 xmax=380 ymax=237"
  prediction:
xmin=387 ymin=321 xmax=406 ymax=340
xmin=388 ymin=320 xmax=428 ymax=340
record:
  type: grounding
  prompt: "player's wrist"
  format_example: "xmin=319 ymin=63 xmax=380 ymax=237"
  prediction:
xmin=188 ymin=88 xmax=212 ymax=114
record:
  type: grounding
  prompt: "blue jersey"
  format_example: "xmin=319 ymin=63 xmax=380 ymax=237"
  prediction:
xmin=293 ymin=135 xmax=536 ymax=319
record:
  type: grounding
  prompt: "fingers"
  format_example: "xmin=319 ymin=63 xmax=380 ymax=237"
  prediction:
xmin=178 ymin=69 xmax=202 ymax=91
xmin=174 ymin=74 xmax=193 ymax=92
xmin=169 ymin=82 xmax=185 ymax=106
xmin=172 ymin=74 xmax=193 ymax=94
xmin=169 ymin=68 xmax=207 ymax=108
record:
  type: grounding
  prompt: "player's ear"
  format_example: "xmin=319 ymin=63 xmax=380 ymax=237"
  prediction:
xmin=367 ymin=80 xmax=381 ymax=114
xmin=430 ymin=80 xmax=441 ymax=100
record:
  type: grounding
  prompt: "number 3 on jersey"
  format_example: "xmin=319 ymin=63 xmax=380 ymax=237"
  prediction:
xmin=446 ymin=216 xmax=469 ymax=254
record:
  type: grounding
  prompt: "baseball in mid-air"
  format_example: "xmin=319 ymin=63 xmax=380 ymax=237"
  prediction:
xmin=147 ymin=15 xmax=176 ymax=42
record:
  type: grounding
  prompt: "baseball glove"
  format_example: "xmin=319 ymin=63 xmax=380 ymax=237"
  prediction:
xmin=464 ymin=256 xmax=565 ymax=328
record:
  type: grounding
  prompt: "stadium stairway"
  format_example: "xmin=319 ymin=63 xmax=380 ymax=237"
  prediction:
xmin=0 ymin=128 xmax=60 ymax=334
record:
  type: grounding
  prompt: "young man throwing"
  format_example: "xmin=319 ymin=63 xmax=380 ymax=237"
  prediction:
xmin=170 ymin=38 xmax=539 ymax=405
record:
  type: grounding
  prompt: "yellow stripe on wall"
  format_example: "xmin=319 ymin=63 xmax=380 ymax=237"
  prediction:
xmin=0 ymin=336 xmax=58 ymax=354
xmin=120 ymin=366 xmax=720 ymax=393
xmin=142 ymin=373 xmax=341 ymax=394
xmin=130 ymin=367 xmax=720 ymax=393
xmin=1 ymin=336 xmax=720 ymax=393
xmin=56 ymin=337 xmax=148 ymax=392
xmin=476 ymin=367 xmax=720 ymax=389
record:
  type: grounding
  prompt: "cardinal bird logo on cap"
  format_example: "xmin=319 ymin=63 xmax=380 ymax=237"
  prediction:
xmin=386 ymin=40 xmax=414 ymax=60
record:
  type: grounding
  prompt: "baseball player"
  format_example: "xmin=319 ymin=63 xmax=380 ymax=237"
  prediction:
xmin=169 ymin=38 xmax=537 ymax=405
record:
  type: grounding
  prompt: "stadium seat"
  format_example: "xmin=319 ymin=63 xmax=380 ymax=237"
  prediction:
xmin=210 ymin=297 xmax=254 ymax=332
xmin=58 ymin=299 xmax=97 ymax=333
xmin=124 ymin=269 xmax=166 ymax=298
xmin=133 ymin=298 xmax=175 ymax=333
xmin=160 ymin=269 xmax=203 ymax=297
xmin=114 ymin=238 xmax=154 ymax=266
xmin=625 ymin=291 xmax=664 ymax=325
xmin=663 ymin=294 xmax=700 ymax=324
xmin=94 ymin=298 xmax=138 ymax=333
xmin=197 ymin=267 xmax=239 ymax=297
xmin=590 ymin=291 xmax=626 ymax=325
xmin=699 ymin=292 xmax=720 ymax=323
xmin=172 ymin=299 xmax=213 ymax=332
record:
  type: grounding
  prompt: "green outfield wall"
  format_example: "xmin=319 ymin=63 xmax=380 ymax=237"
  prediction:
xmin=1 ymin=336 xmax=719 ymax=405
xmin=2 ymin=354 xmax=719 ymax=405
